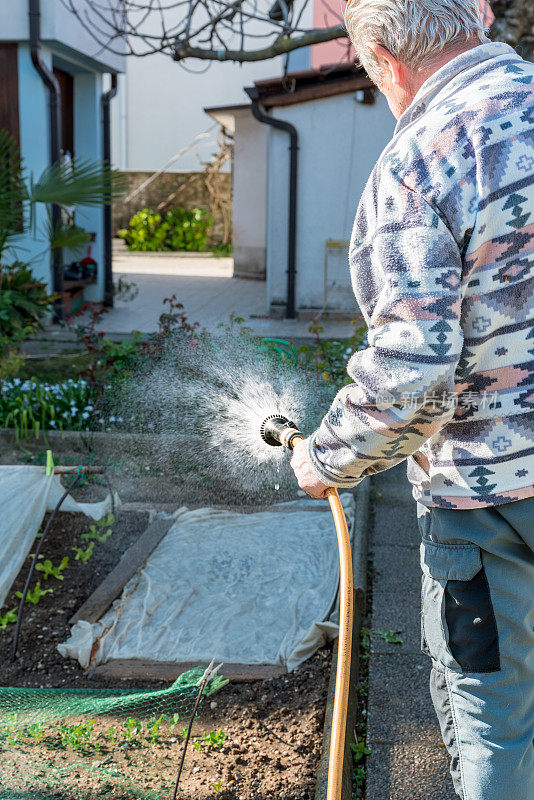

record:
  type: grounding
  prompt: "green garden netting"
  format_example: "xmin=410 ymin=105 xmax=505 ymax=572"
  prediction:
xmin=0 ymin=667 xmax=226 ymax=800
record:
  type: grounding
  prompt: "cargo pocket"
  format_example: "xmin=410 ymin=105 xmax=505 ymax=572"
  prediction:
xmin=420 ymin=538 xmax=500 ymax=673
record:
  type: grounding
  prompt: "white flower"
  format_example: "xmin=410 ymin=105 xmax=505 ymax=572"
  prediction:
xmin=13 ymin=378 xmax=20 ymax=386
xmin=109 ymin=415 xmax=116 ymax=422
xmin=82 ymin=411 xmax=90 ymax=420
xmin=49 ymin=420 xmax=56 ymax=427
xmin=71 ymin=407 xmax=78 ymax=415
xmin=85 ymin=405 xmax=93 ymax=411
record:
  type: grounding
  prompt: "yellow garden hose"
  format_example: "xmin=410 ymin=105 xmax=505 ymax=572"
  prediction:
xmin=259 ymin=416 xmax=354 ymax=800
xmin=325 ymin=485 xmax=353 ymax=800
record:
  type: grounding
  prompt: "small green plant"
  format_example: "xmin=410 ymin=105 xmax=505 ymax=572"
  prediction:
xmin=201 ymin=729 xmax=227 ymax=749
xmin=211 ymin=241 xmax=232 ymax=256
xmin=0 ymin=608 xmax=18 ymax=629
xmin=123 ymin=717 xmax=143 ymax=742
xmin=360 ymin=627 xmax=371 ymax=661
xmin=360 ymin=626 xmax=403 ymax=656
xmin=192 ymin=728 xmax=227 ymax=753
xmin=107 ymin=726 xmax=118 ymax=744
xmin=59 ymin=721 xmax=95 ymax=751
xmin=25 ymin=722 xmax=44 ymax=743
xmin=16 ymin=581 xmax=53 ymax=604
xmin=374 ymin=629 xmax=403 ymax=645
xmin=82 ymin=513 xmax=114 ymax=543
xmin=35 ymin=556 xmax=69 ymax=581
xmin=147 ymin=715 xmax=164 ymax=744
xmin=72 ymin=542 xmax=94 ymax=562
xmin=350 ymin=735 xmax=371 ymax=764
xmin=2 ymin=714 xmax=20 ymax=747
xmin=211 ymin=780 xmax=223 ymax=792
xmin=169 ymin=713 xmax=180 ymax=733
xmin=7 ymin=727 xmax=20 ymax=747
xmin=353 ymin=764 xmax=366 ymax=796
xmin=355 ymin=681 xmax=368 ymax=699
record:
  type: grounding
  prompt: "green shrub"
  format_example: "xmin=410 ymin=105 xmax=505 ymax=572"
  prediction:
xmin=0 ymin=261 xmax=56 ymax=338
xmin=118 ymin=207 xmax=212 ymax=252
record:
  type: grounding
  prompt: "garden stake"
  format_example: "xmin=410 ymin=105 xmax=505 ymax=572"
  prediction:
xmin=260 ymin=415 xmax=353 ymax=800
xmin=171 ymin=660 xmax=222 ymax=800
xmin=11 ymin=464 xmax=107 ymax=661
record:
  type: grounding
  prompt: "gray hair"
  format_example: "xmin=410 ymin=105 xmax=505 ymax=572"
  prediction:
xmin=345 ymin=0 xmax=489 ymax=82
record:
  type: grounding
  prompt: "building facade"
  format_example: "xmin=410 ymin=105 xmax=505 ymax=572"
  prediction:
xmin=0 ymin=0 xmax=123 ymax=308
xmin=207 ymin=65 xmax=396 ymax=318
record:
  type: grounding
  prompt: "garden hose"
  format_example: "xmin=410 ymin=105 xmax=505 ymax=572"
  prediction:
xmin=260 ymin=415 xmax=353 ymax=800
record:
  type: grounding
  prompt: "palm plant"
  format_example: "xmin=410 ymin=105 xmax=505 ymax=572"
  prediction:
xmin=0 ymin=129 xmax=126 ymax=369
xmin=0 ymin=129 xmax=126 ymax=264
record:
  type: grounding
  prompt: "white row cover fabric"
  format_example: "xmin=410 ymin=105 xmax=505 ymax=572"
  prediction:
xmin=0 ymin=466 xmax=117 ymax=609
xmin=59 ymin=495 xmax=355 ymax=672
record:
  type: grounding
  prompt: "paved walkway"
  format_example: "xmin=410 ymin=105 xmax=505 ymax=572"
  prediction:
xmin=366 ymin=464 xmax=457 ymax=800
xmin=102 ymin=251 xmax=356 ymax=339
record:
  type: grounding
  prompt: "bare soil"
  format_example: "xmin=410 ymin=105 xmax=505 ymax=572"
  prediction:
xmin=0 ymin=506 xmax=331 ymax=799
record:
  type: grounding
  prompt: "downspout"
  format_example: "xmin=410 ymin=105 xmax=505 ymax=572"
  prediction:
xmin=101 ymin=74 xmax=118 ymax=307
xmin=29 ymin=0 xmax=64 ymax=322
xmin=245 ymin=87 xmax=298 ymax=320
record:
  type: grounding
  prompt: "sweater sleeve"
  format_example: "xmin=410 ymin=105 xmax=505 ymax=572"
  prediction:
xmin=307 ymin=180 xmax=465 ymax=488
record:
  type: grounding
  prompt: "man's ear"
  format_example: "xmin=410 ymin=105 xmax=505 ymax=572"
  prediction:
xmin=368 ymin=42 xmax=404 ymax=86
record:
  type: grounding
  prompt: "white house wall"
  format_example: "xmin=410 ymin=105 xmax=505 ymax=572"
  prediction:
xmin=0 ymin=0 xmax=124 ymax=72
xmin=113 ymin=54 xmax=284 ymax=172
xmin=232 ymin=110 xmax=268 ymax=279
xmin=266 ymin=92 xmax=395 ymax=315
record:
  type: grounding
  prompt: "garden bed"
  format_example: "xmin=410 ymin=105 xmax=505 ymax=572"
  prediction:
xmin=0 ymin=507 xmax=331 ymax=799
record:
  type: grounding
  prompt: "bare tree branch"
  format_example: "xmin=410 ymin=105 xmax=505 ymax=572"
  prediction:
xmin=60 ymin=0 xmax=532 ymax=66
xmin=174 ymin=25 xmax=346 ymax=61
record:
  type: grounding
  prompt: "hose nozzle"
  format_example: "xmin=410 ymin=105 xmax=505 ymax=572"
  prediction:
xmin=260 ymin=414 xmax=302 ymax=450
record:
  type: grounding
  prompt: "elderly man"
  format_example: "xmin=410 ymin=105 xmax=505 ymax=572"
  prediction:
xmin=290 ymin=1 xmax=534 ymax=798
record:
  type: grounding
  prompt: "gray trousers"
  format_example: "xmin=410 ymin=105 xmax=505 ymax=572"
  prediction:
xmin=417 ymin=496 xmax=534 ymax=800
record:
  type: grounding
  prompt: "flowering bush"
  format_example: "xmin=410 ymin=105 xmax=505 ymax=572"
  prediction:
xmin=0 ymin=377 xmax=100 ymax=439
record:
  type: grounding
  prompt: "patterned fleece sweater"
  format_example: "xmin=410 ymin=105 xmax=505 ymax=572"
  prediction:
xmin=308 ymin=42 xmax=534 ymax=509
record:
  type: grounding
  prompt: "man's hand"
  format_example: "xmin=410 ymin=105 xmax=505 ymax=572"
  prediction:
xmin=290 ymin=438 xmax=330 ymax=499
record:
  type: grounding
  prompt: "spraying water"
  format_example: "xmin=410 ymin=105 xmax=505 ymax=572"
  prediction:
xmin=100 ymin=328 xmax=335 ymax=503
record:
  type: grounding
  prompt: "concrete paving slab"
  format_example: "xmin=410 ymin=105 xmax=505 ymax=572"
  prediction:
xmin=370 ymin=592 xmax=422 ymax=656
xmin=367 ymin=653 xmax=437 ymax=741
xmin=102 ymin=253 xmax=357 ymax=339
xmin=371 ymin=502 xmax=420 ymax=548
xmin=367 ymin=742 xmax=456 ymax=800
xmin=372 ymin=465 xmax=414 ymax=504
xmin=372 ymin=545 xmax=421 ymax=594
